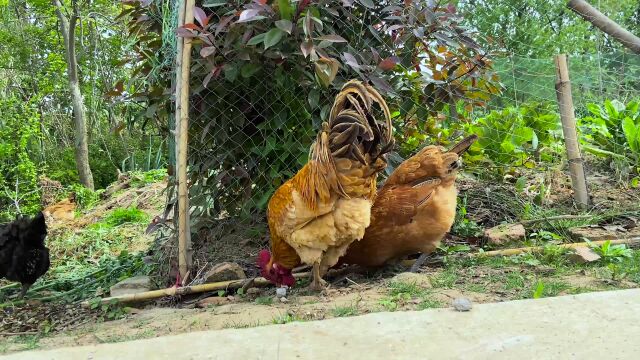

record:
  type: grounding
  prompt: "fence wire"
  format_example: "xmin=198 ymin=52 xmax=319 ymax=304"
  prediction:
xmin=173 ymin=0 xmax=640 ymax=278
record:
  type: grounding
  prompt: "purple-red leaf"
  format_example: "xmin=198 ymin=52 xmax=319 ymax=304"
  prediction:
xmin=182 ymin=23 xmax=201 ymax=30
xmin=301 ymin=40 xmax=314 ymax=58
xmin=378 ymin=56 xmax=399 ymax=71
xmin=193 ymin=7 xmax=208 ymax=27
xmin=215 ymin=16 xmax=234 ymax=37
xmin=200 ymin=46 xmax=216 ymax=58
xmin=176 ymin=28 xmax=197 ymax=38
xmin=343 ymin=52 xmax=360 ymax=69
xmin=237 ymin=9 xmax=261 ymax=23
xmin=315 ymin=34 xmax=347 ymax=43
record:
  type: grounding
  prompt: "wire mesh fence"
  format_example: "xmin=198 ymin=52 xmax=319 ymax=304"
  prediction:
xmin=168 ymin=0 xmax=640 ymax=281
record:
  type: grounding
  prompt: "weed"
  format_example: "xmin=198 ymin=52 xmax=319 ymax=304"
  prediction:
xmin=272 ymin=313 xmax=301 ymax=324
xmin=531 ymin=279 xmax=570 ymax=299
xmin=331 ymin=305 xmax=359 ymax=317
xmin=430 ymin=269 xmax=458 ymax=288
xmin=14 ymin=335 xmax=40 ymax=350
xmin=588 ymin=240 xmax=633 ymax=264
xmin=417 ymin=297 xmax=443 ymax=310
xmin=504 ymin=272 xmax=526 ymax=290
xmin=255 ymin=296 xmax=274 ymax=306
xmin=532 ymin=281 xmax=545 ymax=299
xmin=380 ymin=281 xmax=436 ymax=311
xmin=101 ymin=207 xmax=149 ymax=227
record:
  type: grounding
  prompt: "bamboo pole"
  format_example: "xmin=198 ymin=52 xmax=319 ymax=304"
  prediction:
xmin=177 ymin=0 xmax=195 ymax=281
xmin=554 ymin=54 xmax=589 ymax=210
xmin=81 ymin=273 xmax=311 ymax=307
xmin=400 ymin=238 xmax=640 ymax=266
xmin=567 ymin=0 xmax=640 ymax=54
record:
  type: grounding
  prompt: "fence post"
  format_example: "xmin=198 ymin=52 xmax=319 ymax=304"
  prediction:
xmin=176 ymin=0 xmax=195 ymax=283
xmin=554 ymin=54 xmax=589 ymax=209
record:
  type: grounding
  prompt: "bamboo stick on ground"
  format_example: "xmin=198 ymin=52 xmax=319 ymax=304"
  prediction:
xmin=83 ymin=238 xmax=640 ymax=306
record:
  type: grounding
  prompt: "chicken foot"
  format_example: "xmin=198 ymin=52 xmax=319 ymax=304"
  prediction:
xmin=409 ymin=253 xmax=433 ymax=273
xmin=308 ymin=262 xmax=327 ymax=291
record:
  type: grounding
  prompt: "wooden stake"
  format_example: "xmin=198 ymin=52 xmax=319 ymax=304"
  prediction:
xmin=176 ymin=0 xmax=195 ymax=281
xmin=554 ymin=54 xmax=589 ymax=209
xmin=567 ymin=0 xmax=640 ymax=54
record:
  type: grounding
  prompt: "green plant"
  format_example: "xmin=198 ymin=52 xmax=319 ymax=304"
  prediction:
xmin=587 ymin=240 xmax=633 ymax=264
xmin=331 ymin=305 xmax=359 ymax=317
xmin=100 ymin=207 xmax=149 ymax=228
xmin=255 ymin=296 xmax=274 ymax=305
xmin=464 ymin=102 xmax=561 ymax=169
xmin=532 ymin=280 xmax=545 ymax=299
xmin=579 ymin=99 xmax=640 ymax=175
xmin=0 ymin=97 xmax=41 ymax=220
xmin=451 ymin=196 xmax=482 ymax=237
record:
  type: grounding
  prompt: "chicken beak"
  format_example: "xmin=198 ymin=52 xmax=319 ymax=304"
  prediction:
xmin=448 ymin=134 xmax=478 ymax=155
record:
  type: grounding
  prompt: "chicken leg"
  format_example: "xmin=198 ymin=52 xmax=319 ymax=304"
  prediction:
xmin=308 ymin=262 xmax=327 ymax=291
xmin=409 ymin=253 xmax=433 ymax=273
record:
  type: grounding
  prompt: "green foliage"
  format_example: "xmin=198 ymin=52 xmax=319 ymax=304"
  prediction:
xmin=464 ymin=102 xmax=561 ymax=168
xmin=587 ymin=240 xmax=633 ymax=264
xmin=0 ymin=97 xmax=41 ymax=220
xmin=96 ymin=207 xmax=149 ymax=228
xmin=69 ymin=184 xmax=101 ymax=210
xmin=137 ymin=0 xmax=498 ymax=224
xmin=451 ymin=196 xmax=482 ymax=237
xmin=579 ymin=99 xmax=640 ymax=175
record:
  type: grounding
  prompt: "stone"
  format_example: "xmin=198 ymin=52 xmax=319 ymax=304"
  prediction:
xmin=568 ymin=247 xmax=601 ymax=264
xmin=275 ymin=287 xmax=288 ymax=298
xmin=203 ymin=262 xmax=246 ymax=283
xmin=391 ymin=272 xmax=432 ymax=288
xmin=484 ymin=223 xmax=526 ymax=245
xmin=452 ymin=297 xmax=473 ymax=312
xmin=568 ymin=226 xmax=640 ymax=242
xmin=109 ymin=276 xmax=151 ymax=297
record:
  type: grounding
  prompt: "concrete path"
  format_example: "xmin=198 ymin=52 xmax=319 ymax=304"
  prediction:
xmin=4 ymin=289 xmax=640 ymax=360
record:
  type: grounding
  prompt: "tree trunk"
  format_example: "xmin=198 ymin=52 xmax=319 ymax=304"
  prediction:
xmin=52 ymin=0 xmax=94 ymax=190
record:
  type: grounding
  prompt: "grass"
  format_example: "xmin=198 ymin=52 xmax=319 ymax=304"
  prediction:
xmin=430 ymin=268 xmax=458 ymax=288
xmin=331 ymin=305 xmax=359 ymax=317
xmin=95 ymin=329 xmax=157 ymax=344
xmin=255 ymin=296 xmax=274 ymax=306
xmin=379 ymin=281 xmax=442 ymax=312
xmin=272 ymin=313 xmax=302 ymax=324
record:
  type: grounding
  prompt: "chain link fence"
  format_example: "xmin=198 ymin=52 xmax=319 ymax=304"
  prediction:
xmin=165 ymin=0 xmax=640 ymax=283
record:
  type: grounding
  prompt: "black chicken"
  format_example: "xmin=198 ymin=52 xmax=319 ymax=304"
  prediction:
xmin=0 ymin=212 xmax=50 ymax=298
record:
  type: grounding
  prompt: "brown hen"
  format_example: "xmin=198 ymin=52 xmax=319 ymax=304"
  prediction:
xmin=338 ymin=135 xmax=477 ymax=270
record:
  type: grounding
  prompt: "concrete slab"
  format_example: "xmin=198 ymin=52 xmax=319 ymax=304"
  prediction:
xmin=4 ymin=289 xmax=640 ymax=360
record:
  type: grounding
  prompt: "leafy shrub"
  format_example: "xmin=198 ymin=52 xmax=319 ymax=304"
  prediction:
xmin=579 ymin=99 xmax=640 ymax=175
xmin=0 ymin=97 xmax=41 ymax=220
xmin=464 ymin=102 xmax=561 ymax=168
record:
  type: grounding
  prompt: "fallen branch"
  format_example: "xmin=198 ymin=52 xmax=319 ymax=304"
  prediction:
xmin=0 ymin=331 xmax=38 ymax=337
xmin=82 ymin=239 xmax=640 ymax=306
xmin=519 ymin=214 xmax=596 ymax=225
xmin=82 ymin=272 xmax=310 ymax=307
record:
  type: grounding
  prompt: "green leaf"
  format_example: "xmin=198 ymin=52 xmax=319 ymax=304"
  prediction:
xmin=308 ymin=89 xmax=320 ymax=109
xmin=532 ymin=281 xmax=544 ymax=299
xmin=277 ymin=0 xmax=294 ymax=20
xmin=247 ymin=33 xmax=266 ymax=46
xmin=241 ymin=63 xmax=261 ymax=78
xmin=264 ymin=28 xmax=285 ymax=49
xmin=275 ymin=20 xmax=293 ymax=34
xmin=224 ymin=64 xmax=238 ymax=82
xmin=203 ymin=0 xmax=228 ymax=7
xmin=359 ymin=0 xmax=375 ymax=8
xmin=622 ymin=117 xmax=639 ymax=153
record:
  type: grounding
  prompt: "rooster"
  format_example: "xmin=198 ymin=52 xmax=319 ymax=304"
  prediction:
xmin=258 ymin=80 xmax=394 ymax=290
xmin=0 ymin=212 xmax=50 ymax=298
xmin=338 ymin=135 xmax=477 ymax=271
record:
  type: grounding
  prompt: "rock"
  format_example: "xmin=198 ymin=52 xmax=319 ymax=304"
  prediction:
xmin=197 ymin=297 xmax=230 ymax=308
xmin=452 ymin=297 xmax=473 ymax=312
xmin=109 ymin=276 xmax=151 ymax=297
xmin=279 ymin=297 xmax=289 ymax=303
xmin=568 ymin=226 xmax=640 ymax=242
xmin=203 ymin=262 xmax=246 ymax=283
xmin=484 ymin=223 xmax=526 ymax=245
xmin=568 ymin=247 xmax=601 ymax=264
xmin=391 ymin=272 xmax=432 ymax=288
xmin=276 ymin=287 xmax=288 ymax=298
